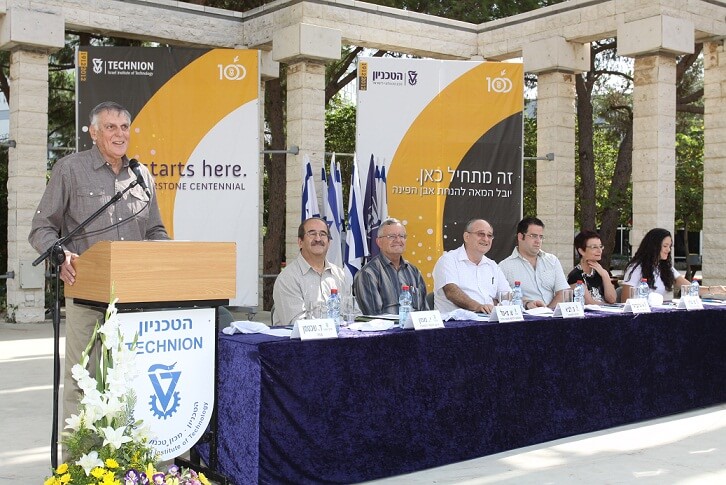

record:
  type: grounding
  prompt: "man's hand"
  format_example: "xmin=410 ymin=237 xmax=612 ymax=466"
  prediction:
xmin=60 ymin=250 xmax=79 ymax=285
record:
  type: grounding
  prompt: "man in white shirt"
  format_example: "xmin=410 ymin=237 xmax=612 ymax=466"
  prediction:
xmin=498 ymin=216 xmax=570 ymax=309
xmin=432 ymin=219 xmax=511 ymax=314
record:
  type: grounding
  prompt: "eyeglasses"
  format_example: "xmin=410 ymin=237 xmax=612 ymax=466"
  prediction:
xmin=586 ymin=244 xmax=604 ymax=250
xmin=467 ymin=231 xmax=494 ymax=239
xmin=525 ymin=234 xmax=545 ymax=241
xmin=305 ymin=230 xmax=330 ymax=240
xmin=378 ymin=234 xmax=407 ymax=240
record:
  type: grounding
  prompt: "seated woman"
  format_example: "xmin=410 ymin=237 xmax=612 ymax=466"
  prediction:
xmin=568 ymin=230 xmax=617 ymax=304
xmin=620 ymin=227 xmax=724 ymax=302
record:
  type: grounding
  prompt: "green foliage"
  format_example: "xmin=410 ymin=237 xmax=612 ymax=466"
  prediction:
xmin=675 ymin=117 xmax=704 ymax=231
xmin=522 ymin=113 xmax=537 ymax=218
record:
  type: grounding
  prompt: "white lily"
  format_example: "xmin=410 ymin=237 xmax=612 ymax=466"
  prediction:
xmin=100 ymin=425 xmax=133 ymax=449
xmin=71 ymin=363 xmax=90 ymax=383
xmin=76 ymin=450 xmax=104 ymax=476
xmin=64 ymin=413 xmax=83 ymax=431
xmin=99 ymin=317 xmax=121 ymax=350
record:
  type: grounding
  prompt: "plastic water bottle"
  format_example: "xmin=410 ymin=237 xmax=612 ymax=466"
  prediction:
xmin=637 ymin=278 xmax=649 ymax=300
xmin=511 ymin=281 xmax=523 ymax=309
xmin=327 ymin=289 xmax=341 ymax=332
xmin=398 ymin=285 xmax=412 ymax=329
xmin=574 ymin=280 xmax=586 ymax=307
xmin=689 ymin=279 xmax=700 ymax=297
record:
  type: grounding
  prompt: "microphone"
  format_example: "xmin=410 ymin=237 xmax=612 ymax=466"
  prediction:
xmin=128 ymin=159 xmax=151 ymax=197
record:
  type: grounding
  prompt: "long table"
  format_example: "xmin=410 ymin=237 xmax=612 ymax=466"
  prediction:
xmin=203 ymin=307 xmax=726 ymax=484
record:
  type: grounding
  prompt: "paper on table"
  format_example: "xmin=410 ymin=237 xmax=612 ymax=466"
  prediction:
xmin=585 ymin=304 xmax=622 ymax=313
xmin=525 ymin=306 xmax=554 ymax=316
xmin=222 ymin=320 xmax=292 ymax=337
xmin=348 ymin=320 xmax=396 ymax=332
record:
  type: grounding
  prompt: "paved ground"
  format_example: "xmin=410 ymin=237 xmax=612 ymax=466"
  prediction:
xmin=2 ymin=316 xmax=725 ymax=484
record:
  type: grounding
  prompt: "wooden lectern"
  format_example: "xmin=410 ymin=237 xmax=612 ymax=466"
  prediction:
xmin=65 ymin=240 xmax=236 ymax=307
xmin=65 ymin=240 xmax=236 ymax=484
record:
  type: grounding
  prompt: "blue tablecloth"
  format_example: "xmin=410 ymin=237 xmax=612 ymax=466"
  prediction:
xmin=202 ymin=307 xmax=726 ymax=484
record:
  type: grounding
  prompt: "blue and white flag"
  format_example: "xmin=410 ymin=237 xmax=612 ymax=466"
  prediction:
xmin=363 ymin=154 xmax=380 ymax=257
xmin=345 ymin=155 xmax=369 ymax=285
xmin=301 ymin=154 xmax=320 ymax=221
xmin=377 ymin=164 xmax=388 ymax=222
xmin=323 ymin=155 xmax=343 ymax=268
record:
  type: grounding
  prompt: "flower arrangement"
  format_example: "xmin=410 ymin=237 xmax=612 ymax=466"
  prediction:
xmin=44 ymin=299 xmax=210 ymax=485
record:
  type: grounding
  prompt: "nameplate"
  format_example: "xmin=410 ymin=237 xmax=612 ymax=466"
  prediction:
xmin=290 ymin=318 xmax=338 ymax=340
xmin=553 ymin=302 xmax=585 ymax=318
xmin=677 ymin=295 xmax=704 ymax=310
xmin=410 ymin=310 xmax=445 ymax=330
xmin=624 ymin=298 xmax=651 ymax=314
xmin=489 ymin=305 xmax=524 ymax=323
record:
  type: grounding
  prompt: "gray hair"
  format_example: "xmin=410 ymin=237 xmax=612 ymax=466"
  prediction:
xmin=89 ymin=101 xmax=131 ymax=129
xmin=379 ymin=217 xmax=402 ymax=228
xmin=464 ymin=218 xmax=491 ymax=232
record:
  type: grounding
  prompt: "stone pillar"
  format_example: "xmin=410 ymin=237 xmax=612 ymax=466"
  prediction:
xmin=618 ymin=16 xmax=694 ymax=249
xmin=272 ymin=23 xmax=341 ymax=259
xmin=1 ymin=8 xmax=64 ymax=323
xmin=523 ymin=37 xmax=589 ymax=266
xmin=702 ymin=41 xmax=726 ymax=284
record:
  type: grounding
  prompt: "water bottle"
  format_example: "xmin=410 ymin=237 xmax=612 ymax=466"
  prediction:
xmin=689 ymin=279 xmax=700 ymax=297
xmin=511 ymin=281 xmax=523 ymax=309
xmin=574 ymin=280 xmax=586 ymax=307
xmin=637 ymin=278 xmax=650 ymax=300
xmin=398 ymin=285 xmax=412 ymax=329
xmin=327 ymin=288 xmax=341 ymax=332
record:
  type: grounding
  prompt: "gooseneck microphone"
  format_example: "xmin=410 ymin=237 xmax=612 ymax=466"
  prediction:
xmin=128 ymin=158 xmax=151 ymax=197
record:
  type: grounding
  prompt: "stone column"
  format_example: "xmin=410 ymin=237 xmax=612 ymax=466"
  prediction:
xmin=702 ymin=41 xmax=726 ymax=284
xmin=272 ymin=23 xmax=341 ymax=260
xmin=1 ymin=8 xmax=64 ymax=323
xmin=523 ymin=37 xmax=589 ymax=266
xmin=618 ymin=16 xmax=694 ymax=250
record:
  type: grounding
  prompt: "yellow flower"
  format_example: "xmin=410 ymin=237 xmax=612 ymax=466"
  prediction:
xmin=105 ymin=458 xmax=119 ymax=469
xmin=43 ymin=477 xmax=58 ymax=485
xmin=56 ymin=463 xmax=69 ymax=474
xmin=99 ymin=470 xmax=119 ymax=485
xmin=199 ymin=472 xmax=211 ymax=485
xmin=91 ymin=466 xmax=106 ymax=478
xmin=59 ymin=474 xmax=71 ymax=484
xmin=145 ymin=462 xmax=157 ymax=478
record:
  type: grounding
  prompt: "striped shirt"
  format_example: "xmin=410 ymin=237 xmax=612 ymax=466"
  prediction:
xmin=354 ymin=253 xmax=428 ymax=315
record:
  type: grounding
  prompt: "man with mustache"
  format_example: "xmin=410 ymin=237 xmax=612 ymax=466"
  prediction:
xmin=432 ymin=218 xmax=511 ymax=314
xmin=353 ymin=217 xmax=428 ymax=315
xmin=272 ymin=216 xmax=347 ymax=325
xmin=498 ymin=216 xmax=569 ymax=309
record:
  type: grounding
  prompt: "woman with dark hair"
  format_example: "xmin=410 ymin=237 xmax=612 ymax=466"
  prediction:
xmin=620 ymin=227 xmax=722 ymax=302
xmin=568 ymin=229 xmax=617 ymax=304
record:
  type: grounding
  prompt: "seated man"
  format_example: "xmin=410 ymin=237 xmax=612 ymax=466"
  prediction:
xmin=498 ymin=216 xmax=569 ymax=309
xmin=432 ymin=219 xmax=511 ymax=314
xmin=354 ymin=217 xmax=427 ymax=314
xmin=273 ymin=217 xmax=347 ymax=325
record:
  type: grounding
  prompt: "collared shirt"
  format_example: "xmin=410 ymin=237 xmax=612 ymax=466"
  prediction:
xmin=498 ymin=247 xmax=570 ymax=304
xmin=353 ymin=252 xmax=428 ymax=315
xmin=272 ymin=254 xmax=347 ymax=326
xmin=29 ymin=146 xmax=169 ymax=256
xmin=432 ymin=244 xmax=511 ymax=314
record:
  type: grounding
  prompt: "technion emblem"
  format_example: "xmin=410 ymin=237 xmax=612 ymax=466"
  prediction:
xmin=148 ymin=363 xmax=181 ymax=419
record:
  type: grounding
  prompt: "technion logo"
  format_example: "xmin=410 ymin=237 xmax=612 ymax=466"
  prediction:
xmin=148 ymin=362 xmax=181 ymax=419
xmin=485 ymin=69 xmax=513 ymax=93
xmin=371 ymin=70 xmax=419 ymax=87
xmin=91 ymin=57 xmax=155 ymax=77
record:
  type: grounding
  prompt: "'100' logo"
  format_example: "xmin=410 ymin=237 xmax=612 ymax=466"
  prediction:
xmin=486 ymin=76 xmax=512 ymax=93
xmin=218 ymin=56 xmax=247 ymax=80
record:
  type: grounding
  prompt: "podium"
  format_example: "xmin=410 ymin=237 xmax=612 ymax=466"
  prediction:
xmin=66 ymin=240 xmax=236 ymax=483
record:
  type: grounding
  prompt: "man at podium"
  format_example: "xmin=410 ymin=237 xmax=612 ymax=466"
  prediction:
xmin=28 ymin=101 xmax=169 ymax=429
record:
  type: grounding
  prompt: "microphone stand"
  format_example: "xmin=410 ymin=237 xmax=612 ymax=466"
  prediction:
xmin=33 ymin=179 xmax=142 ymax=468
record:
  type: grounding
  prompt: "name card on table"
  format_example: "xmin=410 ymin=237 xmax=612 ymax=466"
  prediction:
xmin=290 ymin=318 xmax=338 ymax=340
xmin=409 ymin=310 xmax=445 ymax=330
xmin=489 ymin=305 xmax=524 ymax=323
xmin=553 ymin=302 xmax=585 ymax=319
xmin=677 ymin=296 xmax=704 ymax=310
xmin=624 ymin=298 xmax=651 ymax=314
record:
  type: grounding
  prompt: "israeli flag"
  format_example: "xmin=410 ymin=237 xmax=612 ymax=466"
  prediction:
xmin=323 ymin=155 xmax=343 ymax=267
xmin=301 ymin=155 xmax=320 ymax=221
xmin=345 ymin=155 xmax=369 ymax=285
xmin=363 ymin=154 xmax=380 ymax=257
xmin=377 ymin=164 xmax=388 ymax=222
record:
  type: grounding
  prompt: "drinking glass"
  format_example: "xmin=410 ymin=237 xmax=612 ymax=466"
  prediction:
xmin=341 ymin=295 xmax=358 ymax=326
xmin=561 ymin=289 xmax=574 ymax=303
xmin=498 ymin=291 xmax=512 ymax=306
xmin=680 ymin=285 xmax=690 ymax=299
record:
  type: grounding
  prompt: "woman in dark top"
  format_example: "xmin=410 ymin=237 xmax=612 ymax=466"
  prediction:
xmin=567 ymin=230 xmax=617 ymax=304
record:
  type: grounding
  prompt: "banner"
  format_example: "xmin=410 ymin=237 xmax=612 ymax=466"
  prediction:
xmin=356 ymin=58 xmax=523 ymax=288
xmin=76 ymin=47 xmax=259 ymax=306
xmin=119 ymin=308 xmax=216 ymax=461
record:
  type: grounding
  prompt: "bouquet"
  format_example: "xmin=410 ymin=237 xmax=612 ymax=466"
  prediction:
xmin=44 ymin=299 xmax=210 ymax=485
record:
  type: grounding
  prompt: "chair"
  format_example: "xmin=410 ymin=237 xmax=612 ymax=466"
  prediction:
xmin=425 ymin=292 xmax=434 ymax=310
